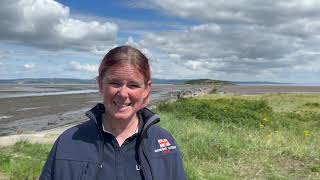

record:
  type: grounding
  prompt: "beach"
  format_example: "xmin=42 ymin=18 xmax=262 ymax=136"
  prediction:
xmin=0 ymin=84 xmax=210 ymax=137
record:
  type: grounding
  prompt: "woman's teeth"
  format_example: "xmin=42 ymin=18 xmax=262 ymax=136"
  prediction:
xmin=114 ymin=101 xmax=131 ymax=108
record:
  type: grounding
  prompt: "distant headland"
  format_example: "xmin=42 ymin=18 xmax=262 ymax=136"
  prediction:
xmin=184 ymin=79 xmax=234 ymax=85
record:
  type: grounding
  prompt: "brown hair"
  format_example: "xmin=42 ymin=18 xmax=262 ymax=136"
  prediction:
xmin=97 ymin=46 xmax=151 ymax=85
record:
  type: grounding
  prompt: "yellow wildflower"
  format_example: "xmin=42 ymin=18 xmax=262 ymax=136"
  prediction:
xmin=259 ymin=124 xmax=264 ymax=129
xmin=303 ymin=130 xmax=310 ymax=137
xmin=262 ymin=117 xmax=269 ymax=124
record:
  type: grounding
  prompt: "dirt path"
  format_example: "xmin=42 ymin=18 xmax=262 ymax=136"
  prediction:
xmin=0 ymin=124 xmax=75 ymax=147
xmin=0 ymin=172 xmax=9 ymax=180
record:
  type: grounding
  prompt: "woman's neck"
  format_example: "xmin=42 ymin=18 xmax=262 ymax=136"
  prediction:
xmin=102 ymin=113 xmax=139 ymax=146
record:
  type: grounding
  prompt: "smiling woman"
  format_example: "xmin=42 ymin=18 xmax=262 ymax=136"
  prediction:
xmin=40 ymin=46 xmax=187 ymax=180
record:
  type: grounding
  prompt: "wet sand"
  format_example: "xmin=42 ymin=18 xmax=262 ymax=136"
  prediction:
xmin=0 ymin=93 xmax=100 ymax=136
xmin=0 ymin=84 xmax=209 ymax=136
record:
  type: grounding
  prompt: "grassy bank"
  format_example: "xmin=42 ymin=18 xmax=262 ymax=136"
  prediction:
xmin=0 ymin=93 xmax=319 ymax=179
xmin=0 ymin=141 xmax=51 ymax=179
xmin=156 ymin=94 xmax=320 ymax=179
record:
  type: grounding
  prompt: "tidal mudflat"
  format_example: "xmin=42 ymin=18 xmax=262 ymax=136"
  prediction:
xmin=0 ymin=84 xmax=208 ymax=136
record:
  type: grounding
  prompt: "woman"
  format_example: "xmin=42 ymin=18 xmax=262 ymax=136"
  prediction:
xmin=40 ymin=46 xmax=186 ymax=180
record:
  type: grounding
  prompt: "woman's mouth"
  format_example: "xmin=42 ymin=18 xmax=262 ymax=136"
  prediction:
xmin=113 ymin=101 xmax=132 ymax=111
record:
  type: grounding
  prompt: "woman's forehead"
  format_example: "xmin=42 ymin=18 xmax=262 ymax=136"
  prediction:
xmin=104 ymin=64 xmax=144 ymax=80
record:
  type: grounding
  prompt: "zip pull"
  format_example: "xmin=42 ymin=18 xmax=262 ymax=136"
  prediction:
xmin=99 ymin=163 xmax=103 ymax=168
xmin=136 ymin=164 xmax=141 ymax=171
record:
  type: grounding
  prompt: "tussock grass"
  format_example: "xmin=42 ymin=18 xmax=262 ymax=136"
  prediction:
xmin=157 ymin=98 xmax=272 ymax=128
xmin=156 ymin=94 xmax=320 ymax=179
xmin=0 ymin=141 xmax=52 ymax=180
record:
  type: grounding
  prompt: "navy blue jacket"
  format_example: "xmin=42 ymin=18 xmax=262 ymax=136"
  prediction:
xmin=40 ymin=104 xmax=187 ymax=180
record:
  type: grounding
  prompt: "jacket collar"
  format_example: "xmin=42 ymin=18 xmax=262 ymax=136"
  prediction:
xmin=85 ymin=103 xmax=160 ymax=134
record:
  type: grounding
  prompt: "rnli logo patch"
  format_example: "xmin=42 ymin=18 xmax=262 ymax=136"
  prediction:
xmin=154 ymin=138 xmax=176 ymax=154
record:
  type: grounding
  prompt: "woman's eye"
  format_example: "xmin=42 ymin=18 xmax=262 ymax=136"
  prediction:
xmin=128 ymin=84 xmax=140 ymax=88
xmin=109 ymin=81 xmax=121 ymax=87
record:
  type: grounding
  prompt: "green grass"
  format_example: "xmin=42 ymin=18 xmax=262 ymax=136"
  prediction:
xmin=1 ymin=93 xmax=320 ymax=179
xmin=0 ymin=141 xmax=52 ymax=180
xmin=155 ymin=94 xmax=320 ymax=179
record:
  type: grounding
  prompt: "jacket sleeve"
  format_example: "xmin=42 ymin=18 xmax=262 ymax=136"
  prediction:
xmin=39 ymin=137 xmax=60 ymax=180
xmin=144 ymin=127 xmax=187 ymax=180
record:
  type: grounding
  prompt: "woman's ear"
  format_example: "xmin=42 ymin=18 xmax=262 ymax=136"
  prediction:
xmin=142 ymin=80 xmax=151 ymax=98
xmin=98 ymin=79 xmax=104 ymax=95
xmin=141 ymin=80 xmax=151 ymax=107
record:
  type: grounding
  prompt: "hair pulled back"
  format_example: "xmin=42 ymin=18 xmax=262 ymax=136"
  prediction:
xmin=98 ymin=46 xmax=151 ymax=85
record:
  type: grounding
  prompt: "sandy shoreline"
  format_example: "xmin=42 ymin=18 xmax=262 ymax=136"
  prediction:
xmin=0 ymin=84 xmax=211 ymax=146
xmin=0 ymin=84 xmax=208 ymax=135
xmin=0 ymin=124 xmax=76 ymax=147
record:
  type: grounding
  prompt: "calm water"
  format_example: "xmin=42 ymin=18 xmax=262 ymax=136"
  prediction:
xmin=0 ymin=89 xmax=99 ymax=99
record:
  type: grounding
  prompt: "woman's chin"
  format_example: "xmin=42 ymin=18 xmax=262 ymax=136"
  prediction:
xmin=112 ymin=111 xmax=134 ymax=121
xmin=105 ymin=105 xmax=138 ymax=121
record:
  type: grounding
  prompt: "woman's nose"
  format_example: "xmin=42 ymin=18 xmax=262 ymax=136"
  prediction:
xmin=118 ymin=85 xmax=129 ymax=98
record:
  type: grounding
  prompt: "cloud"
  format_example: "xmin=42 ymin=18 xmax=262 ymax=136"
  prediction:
xmin=0 ymin=0 xmax=118 ymax=51
xmin=0 ymin=50 xmax=10 ymax=60
xmin=1 ymin=0 xmax=319 ymax=82
xmin=133 ymin=0 xmax=320 ymax=82
xmin=144 ymin=0 xmax=320 ymax=25
xmin=69 ymin=61 xmax=98 ymax=73
xmin=24 ymin=63 xmax=35 ymax=69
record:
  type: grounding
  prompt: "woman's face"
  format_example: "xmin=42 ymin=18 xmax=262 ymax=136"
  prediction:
xmin=99 ymin=64 xmax=151 ymax=121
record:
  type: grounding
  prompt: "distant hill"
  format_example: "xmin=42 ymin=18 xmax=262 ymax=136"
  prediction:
xmin=185 ymin=79 xmax=234 ymax=85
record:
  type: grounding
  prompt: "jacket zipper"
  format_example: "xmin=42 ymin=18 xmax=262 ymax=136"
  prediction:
xmin=138 ymin=138 xmax=148 ymax=179
xmin=138 ymin=117 xmax=159 ymax=180
xmin=86 ymin=112 xmax=104 ymax=180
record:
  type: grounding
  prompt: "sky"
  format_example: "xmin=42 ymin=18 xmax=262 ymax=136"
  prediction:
xmin=0 ymin=0 xmax=319 ymax=83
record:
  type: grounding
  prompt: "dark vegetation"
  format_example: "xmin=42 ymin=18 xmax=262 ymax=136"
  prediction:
xmin=184 ymin=79 xmax=234 ymax=85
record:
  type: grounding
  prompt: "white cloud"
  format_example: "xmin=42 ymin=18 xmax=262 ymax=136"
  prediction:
xmin=0 ymin=0 xmax=118 ymax=51
xmin=185 ymin=60 xmax=204 ymax=70
xmin=24 ymin=63 xmax=35 ymax=69
xmin=144 ymin=0 xmax=320 ymax=25
xmin=1 ymin=0 xmax=319 ymax=82
xmin=55 ymin=18 xmax=117 ymax=42
xmin=133 ymin=0 xmax=320 ymax=82
xmin=168 ymin=53 xmax=181 ymax=60
xmin=190 ymin=24 xmax=221 ymax=34
xmin=69 ymin=61 xmax=98 ymax=73
xmin=125 ymin=36 xmax=140 ymax=47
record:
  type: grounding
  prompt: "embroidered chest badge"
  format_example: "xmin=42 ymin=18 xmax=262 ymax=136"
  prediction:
xmin=154 ymin=138 xmax=176 ymax=154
